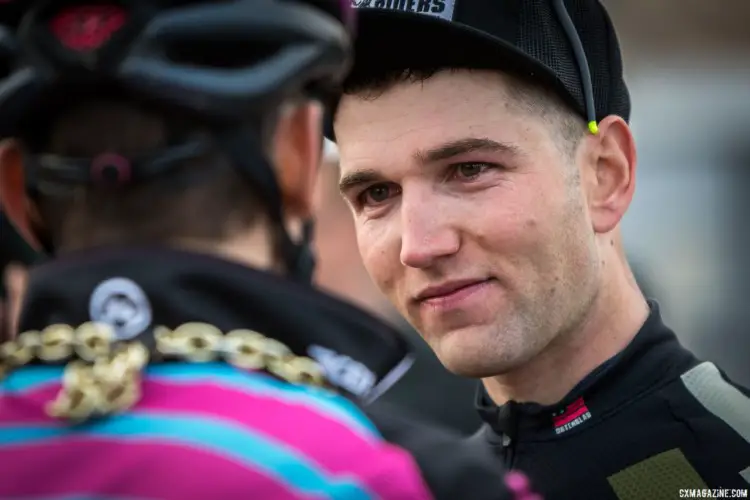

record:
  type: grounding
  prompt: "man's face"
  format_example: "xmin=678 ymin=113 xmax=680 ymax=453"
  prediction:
xmin=334 ymin=70 xmax=601 ymax=377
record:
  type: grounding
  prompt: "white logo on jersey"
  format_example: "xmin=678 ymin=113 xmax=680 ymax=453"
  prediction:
xmin=89 ymin=277 xmax=152 ymax=340
xmin=308 ymin=345 xmax=376 ymax=397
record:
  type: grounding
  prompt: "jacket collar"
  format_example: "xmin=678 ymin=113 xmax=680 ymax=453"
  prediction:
xmin=475 ymin=301 xmax=697 ymax=442
xmin=18 ymin=246 xmax=414 ymax=403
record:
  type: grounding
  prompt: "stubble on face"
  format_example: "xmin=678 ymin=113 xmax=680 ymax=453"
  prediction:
xmin=335 ymin=70 xmax=600 ymax=378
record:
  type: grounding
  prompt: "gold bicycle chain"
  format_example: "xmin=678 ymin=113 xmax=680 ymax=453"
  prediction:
xmin=0 ymin=322 xmax=328 ymax=423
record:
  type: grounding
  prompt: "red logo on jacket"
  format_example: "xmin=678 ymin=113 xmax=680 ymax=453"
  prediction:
xmin=552 ymin=397 xmax=592 ymax=435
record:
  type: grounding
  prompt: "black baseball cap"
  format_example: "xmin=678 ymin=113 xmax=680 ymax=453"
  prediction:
xmin=337 ymin=0 xmax=630 ymax=136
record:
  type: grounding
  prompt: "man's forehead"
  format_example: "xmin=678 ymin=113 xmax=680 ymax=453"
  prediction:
xmin=335 ymin=77 xmax=523 ymax=153
xmin=336 ymin=69 xmax=515 ymax=116
xmin=339 ymin=85 xmax=498 ymax=129
xmin=334 ymin=71 xmax=549 ymax=183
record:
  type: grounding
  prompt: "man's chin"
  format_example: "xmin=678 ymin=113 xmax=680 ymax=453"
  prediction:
xmin=433 ymin=346 xmax=512 ymax=378
xmin=433 ymin=335 xmax=524 ymax=378
xmin=445 ymin=359 xmax=518 ymax=378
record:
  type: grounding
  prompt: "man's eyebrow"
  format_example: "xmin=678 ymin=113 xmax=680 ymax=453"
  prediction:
xmin=415 ymin=137 xmax=521 ymax=164
xmin=339 ymin=169 xmax=382 ymax=195
xmin=338 ymin=137 xmax=519 ymax=195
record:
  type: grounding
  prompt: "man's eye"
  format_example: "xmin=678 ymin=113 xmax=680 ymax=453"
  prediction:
xmin=360 ymin=184 xmax=394 ymax=205
xmin=453 ymin=163 xmax=490 ymax=180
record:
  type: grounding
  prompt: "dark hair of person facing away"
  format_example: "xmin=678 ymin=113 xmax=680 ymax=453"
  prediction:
xmin=31 ymin=98 xmax=267 ymax=252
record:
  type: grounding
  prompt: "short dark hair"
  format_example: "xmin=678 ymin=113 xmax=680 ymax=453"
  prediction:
xmin=32 ymin=99 xmax=266 ymax=252
xmin=341 ymin=64 xmax=587 ymax=157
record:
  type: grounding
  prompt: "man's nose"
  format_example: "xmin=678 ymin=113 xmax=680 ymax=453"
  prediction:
xmin=399 ymin=198 xmax=460 ymax=269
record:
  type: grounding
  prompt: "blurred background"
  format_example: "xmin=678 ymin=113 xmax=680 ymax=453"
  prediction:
xmin=313 ymin=0 xmax=750 ymax=434
xmin=1 ymin=1 xmax=748 ymax=435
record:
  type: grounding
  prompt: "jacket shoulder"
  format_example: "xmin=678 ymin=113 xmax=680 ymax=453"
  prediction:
xmin=659 ymin=361 xmax=750 ymax=487
xmin=670 ymin=361 xmax=750 ymax=438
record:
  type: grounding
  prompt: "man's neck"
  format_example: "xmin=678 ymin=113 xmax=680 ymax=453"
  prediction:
xmin=482 ymin=260 xmax=649 ymax=407
xmin=176 ymin=225 xmax=279 ymax=272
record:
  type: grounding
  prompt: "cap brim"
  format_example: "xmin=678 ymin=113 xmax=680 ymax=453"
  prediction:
xmin=326 ymin=8 xmax=566 ymax=142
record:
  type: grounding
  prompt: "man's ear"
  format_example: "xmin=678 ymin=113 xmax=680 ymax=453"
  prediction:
xmin=0 ymin=139 xmax=43 ymax=250
xmin=583 ymin=115 xmax=638 ymax=234
xmin=272 ymin=100 xmax=325 ymax=218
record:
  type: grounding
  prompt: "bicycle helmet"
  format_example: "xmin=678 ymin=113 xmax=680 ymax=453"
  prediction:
xmin=0 ymin=0 xmax=355 ymax=282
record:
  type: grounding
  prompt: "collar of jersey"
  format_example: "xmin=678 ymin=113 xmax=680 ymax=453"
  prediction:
xmin=16 ymin=245 xmax=414 ymax=403
xmin=475 ymin=300 xmax=698 ymax=442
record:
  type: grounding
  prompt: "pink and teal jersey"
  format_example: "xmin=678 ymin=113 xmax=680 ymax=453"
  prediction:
xmin=0 ymin=363 xmax=433 ymax=500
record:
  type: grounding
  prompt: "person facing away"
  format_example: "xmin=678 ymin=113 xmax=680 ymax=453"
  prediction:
xmin=331 ymin=0 xmax=750 ymax=498
xmin=0 ymin=1 xmax=535 ymax=499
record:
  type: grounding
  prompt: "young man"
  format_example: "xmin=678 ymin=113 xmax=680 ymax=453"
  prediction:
xmin=0 ymin=1 xmax=533 ymax=499
xmin=332 ymin=1 xmax=750 ymax=498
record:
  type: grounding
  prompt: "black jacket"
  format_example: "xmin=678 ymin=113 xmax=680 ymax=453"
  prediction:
xmin=2 ymin=247 xmax=523 ymax=500
xmin=473 ymin=302 xmax=750 ymax=500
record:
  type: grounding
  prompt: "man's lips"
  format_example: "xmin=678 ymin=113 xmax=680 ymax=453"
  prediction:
xmin=414 ymin=278 xmax=492 ymax=303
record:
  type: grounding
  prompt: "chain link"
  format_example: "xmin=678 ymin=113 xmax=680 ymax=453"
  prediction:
xmin=1 ymin=322 xmax=328 ymax=423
